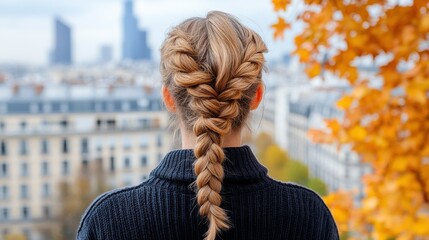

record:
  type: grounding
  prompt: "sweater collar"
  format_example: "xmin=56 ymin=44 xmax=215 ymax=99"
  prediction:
xmin=150 ymin=145 xmax=268 ymax=183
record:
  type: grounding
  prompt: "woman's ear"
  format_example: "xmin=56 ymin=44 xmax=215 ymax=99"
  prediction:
xmin=250 ymin=83 xmax=264 ymax=110
xmin=162 ymin=85 xmax=176 ymax=112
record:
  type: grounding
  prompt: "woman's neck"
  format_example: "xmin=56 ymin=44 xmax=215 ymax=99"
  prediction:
xmin=180 ymin=127 xmax=243 ymax=149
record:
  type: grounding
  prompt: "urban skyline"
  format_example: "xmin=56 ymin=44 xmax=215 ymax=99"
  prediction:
xmin=0 ymin=0 xmax=302 ymax=65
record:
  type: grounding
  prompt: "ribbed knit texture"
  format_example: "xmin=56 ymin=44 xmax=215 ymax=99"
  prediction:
xmin=77 ymin=145 xmax=339 ymax=240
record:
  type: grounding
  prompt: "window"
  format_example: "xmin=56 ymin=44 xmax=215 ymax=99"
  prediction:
xmin=62 ymin=160 xmax=69 ymax=175
xmin=21 ymin=206 xmax=30 ymax=219
xmin=124 ymin=156 xmax=131 ymax=168
xmin=109 ymin=138 xmax=115 ymax=150
xmin=41 ymin=139 xmax=49 ymax=154
xmin=42 ymin=183 xmax=51 ymax=198
xmin=0 ymin=185 xmax=8 ymax=199
xmin=0 ymin=208 xmax=9 ymax=220
xmin=20 ymin=184 xmax=29 ymax=199
xmin=140 ymin=155 xmax=148 ymax=167
xmin=20 ymin=121 xmax=27 ymax=131
xmin=156 ymin=134 xmax=163 ymax=147
xmin=20 ymin=139 xmax=28 ymax=155
xmin=123 ymin=137 xmax=131 ymax=149
xmin=43 ymin=206 xmax=51 ymax=218
xmin=139 ymin=136 xmax=148 ymax=148
xmin=21 ymin=162 xmax=29 ymax=177
xmin=106 ymin=119 xmax=116 ymax=128
xmin=81 ymin=138 xmax=88 ymax=154
xmin=139 ymin=118 xmax=150 ymax=128
xmin=0 ymin=141 xmax=6 ymax=155
xmin=41 ymin=161 xmax=49 ymax=176
xmin=62 ymin=139 xmax=68 ymax=154
xmin=60 ymin=120 xmax=68 ymax=129
xmin=82 ymin=158 xmax=89 ymax=170
xmin=0 ymin=163 xmax=7 ymax=177
xmin=95 ymin=138 xmax=102 ymax=151
xmin=110 ymin=156 xmax=115 ymax=172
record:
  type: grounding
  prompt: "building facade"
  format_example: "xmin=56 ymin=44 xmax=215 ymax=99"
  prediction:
xmin=0 ymin=84 xmax=172 ymax=239
xmin=287 ymin=87 xmax=370 ymax=202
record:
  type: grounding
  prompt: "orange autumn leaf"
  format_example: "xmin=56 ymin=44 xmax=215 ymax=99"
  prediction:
xmin=272 ymin=16 xmax=289 ymax=39
xmin=336 ymin=95 xmax=354 ymax=110
xmin=272 ymin=0 xmax=290 ymax=11
xmin=305 ymin=62 xmax=322 ymax=78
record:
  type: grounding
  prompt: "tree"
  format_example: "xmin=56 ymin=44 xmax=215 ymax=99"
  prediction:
xmin=272 ymin=0 xmax=429 ymax=238
xmin=307 ymin=177 xmax=327 ymax=196
xmin=255 ymin=133 xmax=328 ymax=196
xmin=56 ymin=159 xmax=109 ymax=240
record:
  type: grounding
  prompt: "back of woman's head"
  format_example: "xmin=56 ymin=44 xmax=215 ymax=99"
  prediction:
xmin=160 ymin=11 xmax=267 ymax=240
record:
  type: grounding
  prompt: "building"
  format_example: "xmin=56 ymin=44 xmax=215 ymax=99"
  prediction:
xmin=122 ymin=0 xmax=151 ymax=61
xmin=50 ymin=18 xmax=72 ymax=65
xmin=0 ymin=83 xmax=171 ymax=239
xmin=286 ymin=87 xmax=370 ymax=202
xmin=99 ymin=45 xmax=113 ymax=63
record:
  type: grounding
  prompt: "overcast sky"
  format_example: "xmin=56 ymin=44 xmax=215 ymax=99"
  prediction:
xmin=0 ymin=0 xmax=303 ymax=65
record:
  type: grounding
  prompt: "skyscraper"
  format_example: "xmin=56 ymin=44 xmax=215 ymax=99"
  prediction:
xmin=122 ymin=0 xmax=151 ymax=61
xmin=50 ymin=18 xmax=72 ymax=65
xmin=99 ymin=45 xmax=113 ymax=63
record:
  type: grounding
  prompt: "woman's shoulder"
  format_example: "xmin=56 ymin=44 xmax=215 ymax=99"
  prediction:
xmin=76 ymin=182 xmax=152 ymax=239
xmin=267 ymin=179 xmax=340 ymax=239
xmin=270 ymin=179 xmax=333 ymax=213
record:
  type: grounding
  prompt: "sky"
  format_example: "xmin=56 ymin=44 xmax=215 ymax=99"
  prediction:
xmin=0 ymin=0 xmax=304 ymax=66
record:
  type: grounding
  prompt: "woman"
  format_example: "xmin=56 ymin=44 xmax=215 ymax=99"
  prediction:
xmin=77 ymin=11 xmax=339 ymax=240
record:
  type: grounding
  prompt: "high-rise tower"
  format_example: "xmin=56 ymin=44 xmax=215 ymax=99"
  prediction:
xmin=50 ymin=18 xmax=72 ymax=65
xmin=122 ymin=0 xmax=151 ymax=61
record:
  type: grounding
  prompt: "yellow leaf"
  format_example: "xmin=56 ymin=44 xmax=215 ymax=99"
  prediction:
xmin=348 ymin=125 xmax=367 ymax=141
xmin=391 ymin=157 xmax=408 ymax=172
xmin=295 ymin=47 xmax=311 ymax=62
xmin=405 ymin=84 xmax=427 ymax=104
xmin=412 ymin=216 xmax=429 ymax=235
xmin=272 ymin=0 xmax=290 ymax=11
xmin=305 ymin=62 xmax=321 ymax=78
xmin=419 ymin=14 xmax=429 ymax=33
xmin=272 ymin=17 xmax=290 ymax=39
xmin=336 ymin=95 xmax=354 ymax=109
xmin=362 ymin=197 xmax=378 ymax=212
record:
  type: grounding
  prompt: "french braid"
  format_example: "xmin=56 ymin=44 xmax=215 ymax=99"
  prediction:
xmin=160 ymin=11 xmax=267 ymax=240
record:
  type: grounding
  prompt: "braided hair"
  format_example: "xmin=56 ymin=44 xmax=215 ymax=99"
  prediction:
xmin=160 ymin=11 xmax=267 ymax=240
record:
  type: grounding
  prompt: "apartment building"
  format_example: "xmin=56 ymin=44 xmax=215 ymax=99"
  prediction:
xmin=0 ymin=84 xmax=172 ymax=240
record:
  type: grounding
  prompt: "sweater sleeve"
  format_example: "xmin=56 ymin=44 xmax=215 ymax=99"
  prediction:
xmin=76 ymin=218 xmax=96 ymax=240
xmin=323 ymin=211 xmax=340 ymax=240
xmin=76 ymin=190 xmax=116 ymax=240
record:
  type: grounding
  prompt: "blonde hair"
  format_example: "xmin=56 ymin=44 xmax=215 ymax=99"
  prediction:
xmin=160 ymin=11 xmax=267 ymax=240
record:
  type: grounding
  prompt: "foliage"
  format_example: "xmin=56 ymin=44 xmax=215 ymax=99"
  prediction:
xmin=285 ymin=159 xmax=309 ymax=186
xmin=56 ymin=159 xmax=109 ymax=240
xmin=272 ymin=0 xmax=429 ymax=238
xmin=256 ymin=133 xmax=327 ymax=196
xmin=307 ymin=177 xmax=327 ymax=196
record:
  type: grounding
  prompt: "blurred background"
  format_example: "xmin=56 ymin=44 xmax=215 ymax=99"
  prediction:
xmin=1 ymin=0 xmax=428 ymax=239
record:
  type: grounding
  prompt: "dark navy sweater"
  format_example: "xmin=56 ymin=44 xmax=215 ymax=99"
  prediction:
xmin=77 ymin=145 xmax=339 ymax=240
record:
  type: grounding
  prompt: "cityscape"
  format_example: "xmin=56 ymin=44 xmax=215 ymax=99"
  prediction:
xmin=1 ymin=0 xmax=428 ymax=239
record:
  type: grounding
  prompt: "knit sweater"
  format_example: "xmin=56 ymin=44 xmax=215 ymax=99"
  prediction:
xmin=77 ymin=145 xmax=339 ymax=240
